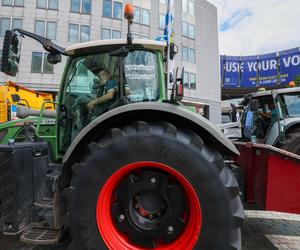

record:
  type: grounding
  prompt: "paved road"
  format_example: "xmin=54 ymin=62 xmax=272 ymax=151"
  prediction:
xmin=1 ymin=210 xmax=300 ymax=250
xmin=243 ymin=211 xmax=300 ymax=250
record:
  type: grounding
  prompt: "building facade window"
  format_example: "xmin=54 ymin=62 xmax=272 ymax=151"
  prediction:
xmin=182 ymin=46 xmax=195 ymax=63
xmin=132 ymin=33 xmax=140 ymax=39
xmin=0 ymin=17 xmax=22 ymax=37
xmin=113 ymin=1 xmax=122 ymax=19
xmin=189 ymin=73 xmax=196 ymax=89
xmin=37 ymin=0 xmax=58 ymax=10
xmin=103 ymin=0 xmax=122 ymax=19
xmin=142 ymin=9 xmax=150 ymax=25
xmin=80 ymin=25 xmax=90 ymax=42
xmin=182 ymin=0 xmax=187 ymax=12
xmin=68 ymin=23 xmax=90 ymax=42
xmin=184 ymin=71 xmax=189 ymax=88
xmin=159 ymin=14 xmax=165 ymax=29
xmin=141 ymin=34 xmax=150 ymax=39
xmin=0 ymin=50 xmax=2 ymax=68
xmin=34 ymin=20 xmax=57 ymax=40
xmin=103 ymin=0 xmax=112 ymax=17
xmin=101 ymin=28 xmax=110 ymax=39
xmin=101 ymin=27 xmax=121 ymax=39
xmin=188 ymin=24 xmax=195 ymax=39
xmin=133 ymin=7 xmax=149 ymax=25
xmin=31 ymin=52 xmax=54 ymax=74
xmin=182 ymin=21 xmax=188 ymax=37
xmin=189 ymin=48 xmax=195 ymax=63
xmin=112 ymin=29 xmax=121 ymax=39
xmin=182 ymin=46 xmax=188 ymax=62
xmin=182 ymin=22 xmax=195 ymax=39
xmin=2 ymin=0 xmax=24 ymax=6
xmin=68 ymin=23 xmax=78 ymax=42
xmin=131 ymin=33 xmax=149 ymax=40
xmin=182 ymin=0 xmax=194 ymax=15
xmin=134 ymin=7 xmax=141 ymax=23
xmin=71 ymin=0 xmax=91 ymax=14
xmin=188 ymin=1 xmax=194 ymax=15
xmin=184 ymin=71 xmax=196 ymax=89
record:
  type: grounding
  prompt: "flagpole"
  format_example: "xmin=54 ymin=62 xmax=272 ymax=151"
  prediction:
xmin=166 ymin=0 xmax=173 ymax=98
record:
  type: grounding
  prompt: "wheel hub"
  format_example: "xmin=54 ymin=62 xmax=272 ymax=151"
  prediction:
xmin=111 ymin=169 xmax=186 ymax=246
xmin=134 ymin=191 xmax=166 ymax=218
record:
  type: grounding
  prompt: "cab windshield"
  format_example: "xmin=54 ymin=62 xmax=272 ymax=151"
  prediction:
xmin=280 ymin=93 xmax=300 ymax=117
xmin=60 ymin=49 xmax=159 ymax=150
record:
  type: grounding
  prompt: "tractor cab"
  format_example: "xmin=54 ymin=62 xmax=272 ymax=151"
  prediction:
xmin=241 ymin=87 xmax=300 ymax=153
xmin=1 ymin=7 xmax=183 ymax=153
xmin=59 ymin=39 xmax=167 ymax=148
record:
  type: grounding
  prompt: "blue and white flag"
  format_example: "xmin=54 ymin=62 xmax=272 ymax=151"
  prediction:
xmin=156 ymin=0 xmax=174 ymax=44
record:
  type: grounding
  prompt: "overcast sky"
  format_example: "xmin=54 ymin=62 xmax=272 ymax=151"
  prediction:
xmin=208 ymin=0 xmax=300 ymax=56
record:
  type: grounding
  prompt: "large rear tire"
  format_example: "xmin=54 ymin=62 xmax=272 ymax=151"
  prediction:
xmin=65 ymin=121 xmax=244 ymax=250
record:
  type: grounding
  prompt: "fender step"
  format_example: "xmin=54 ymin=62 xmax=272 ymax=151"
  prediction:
xmin=20 ymin=223 xmax=62 ymax=245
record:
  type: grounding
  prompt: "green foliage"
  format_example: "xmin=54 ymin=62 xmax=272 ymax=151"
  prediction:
xmin=294 ymin=75 xmax=300 ymax=87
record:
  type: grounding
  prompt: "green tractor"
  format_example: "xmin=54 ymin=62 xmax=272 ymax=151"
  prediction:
xmin=238 ymin=87 xmax=300 ymax=154
xmin=0 ymin=7 xmax=243 ymax=250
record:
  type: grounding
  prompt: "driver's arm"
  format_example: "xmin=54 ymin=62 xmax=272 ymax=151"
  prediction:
xmin=95 ymin=89 xmax=115 ymax=104
xmin=87 ymin=89 xmax=116 ymax=111
xmin=257 ymin=111 xmax=271 ymax=118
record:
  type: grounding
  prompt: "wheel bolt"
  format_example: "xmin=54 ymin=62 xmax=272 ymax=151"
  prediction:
xmin=150 ymin=177 xmax=157 ymax=184
xmin=168 ymin=226 xmax=174 ymax=234
xmin=118 ymin=214 xmax=125 ymax=222
xmin=167 ymin=226 xmax=174 ymax=234
xmin=148 ymin=214 xmax=154 ymax=220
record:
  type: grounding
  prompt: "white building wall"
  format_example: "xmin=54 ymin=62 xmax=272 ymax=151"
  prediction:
xmin=0 ymin=0 xmax=221 ymax=122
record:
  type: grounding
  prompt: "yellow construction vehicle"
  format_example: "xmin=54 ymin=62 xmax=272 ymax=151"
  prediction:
xmin=0 ymin=81 xmax=54 ymax=122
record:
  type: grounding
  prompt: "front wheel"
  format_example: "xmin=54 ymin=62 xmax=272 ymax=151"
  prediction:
xmin=279 ymin=129 xmax=300 ymax=155
xmin=66 ymin=121 xmax=244 ymax=250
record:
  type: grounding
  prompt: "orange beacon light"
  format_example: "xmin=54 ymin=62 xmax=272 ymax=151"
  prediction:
xmin=124 ymin=3 xmax=134 ymax=24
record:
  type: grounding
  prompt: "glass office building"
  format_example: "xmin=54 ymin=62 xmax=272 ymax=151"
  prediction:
xmin=0 ymin=0 xmax=221 ymax=122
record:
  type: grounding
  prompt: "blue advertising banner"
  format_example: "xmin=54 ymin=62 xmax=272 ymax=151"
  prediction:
xmin=221 ymin=47 xmax=300 ymax=88
xmin=221 ymin=56 xmax=240 ymax=88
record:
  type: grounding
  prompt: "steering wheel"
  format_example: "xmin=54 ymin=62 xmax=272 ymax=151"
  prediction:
xmin=108 ymin=96 xmax=131 ymax=110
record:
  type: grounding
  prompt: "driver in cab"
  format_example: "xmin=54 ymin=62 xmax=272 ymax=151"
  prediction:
xmin=87 ymin=68 xmax=118 ymax=113
xmin=257 ymin=103 xmax=277 ymax=121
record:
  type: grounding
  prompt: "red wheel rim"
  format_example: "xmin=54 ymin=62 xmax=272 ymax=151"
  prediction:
xmin=96 ymin=161 xmax=202 ymax=250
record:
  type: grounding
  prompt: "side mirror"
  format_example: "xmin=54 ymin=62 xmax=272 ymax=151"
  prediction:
xmin=47 ymin=53 xmax=61 ymax=64
xmin=170 ymin=43 xmax=178 ymax=60
xmin=1 ymin=30 xmax=21 ymax=76
xmin=249 ymin=99 xmax=259 ymax=112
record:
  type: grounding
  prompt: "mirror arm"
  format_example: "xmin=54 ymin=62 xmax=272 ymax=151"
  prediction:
xmin=13 ymin=28 xmax=67 ymax=55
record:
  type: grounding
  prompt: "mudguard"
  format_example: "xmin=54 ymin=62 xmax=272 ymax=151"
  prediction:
xmin=266 ymin=118 xmax=300 ymax=146
xmin=63 ymin=102 xmax=239 ymax=164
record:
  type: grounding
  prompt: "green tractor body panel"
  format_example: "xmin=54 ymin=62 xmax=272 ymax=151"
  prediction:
xmin=0 ymin=116 xmax=56 ymax=156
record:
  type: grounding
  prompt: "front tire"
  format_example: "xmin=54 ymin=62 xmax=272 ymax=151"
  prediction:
xmin=66 ymin=121 xmax=244 ymax=250
xmin=279 ymin=129 xmax=300 ymax=155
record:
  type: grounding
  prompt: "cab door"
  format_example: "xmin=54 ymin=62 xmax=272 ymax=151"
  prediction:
xmin=273 ymin=91 xmax=285 ymax=144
